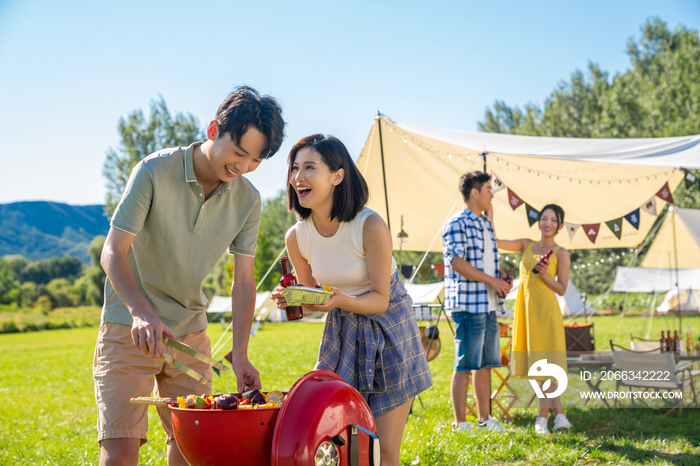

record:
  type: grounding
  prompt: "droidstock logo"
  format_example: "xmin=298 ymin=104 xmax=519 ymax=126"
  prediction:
xmin=528 ymin=359 xmax=568 ymax=398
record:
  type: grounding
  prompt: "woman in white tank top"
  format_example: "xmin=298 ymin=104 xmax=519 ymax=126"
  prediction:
xmin=272 ymin=134 xmax=431 ymax=466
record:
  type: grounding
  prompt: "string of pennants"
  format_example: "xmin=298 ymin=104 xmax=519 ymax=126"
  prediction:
xmin=400 ymin=264 xmax=445 ymax=280
xmin=491 ymin=170 xmax=695 ymax=245
xmin=396 ymin=170 xmax=698 ymax=276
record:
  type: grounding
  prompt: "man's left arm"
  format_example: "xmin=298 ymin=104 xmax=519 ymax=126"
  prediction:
xmin=229 ymin=253 xmax=261 ymax=392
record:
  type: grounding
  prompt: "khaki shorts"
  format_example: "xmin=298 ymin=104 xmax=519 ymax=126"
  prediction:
xmin=93 ymin=322 xmax=213 ymax=445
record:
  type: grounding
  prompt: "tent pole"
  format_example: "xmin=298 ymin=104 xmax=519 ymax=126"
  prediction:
xmin=671 ymin=207 xmax=682 ymax=336
xmin=377 ymin=111 xmax=391 ymax=232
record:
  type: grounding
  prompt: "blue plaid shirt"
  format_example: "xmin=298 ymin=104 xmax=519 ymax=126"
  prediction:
xmin=442 ymin=207 xmax=503 ymax=314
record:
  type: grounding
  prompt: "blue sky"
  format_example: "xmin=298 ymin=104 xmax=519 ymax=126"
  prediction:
xmin=1 ymin=0 xmax=699 ymax=205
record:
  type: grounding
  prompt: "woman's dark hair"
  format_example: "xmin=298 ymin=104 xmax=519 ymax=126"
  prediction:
xmin=458 ymin=171 xmax=491 ymax=201
xmin=215 ymin=85 xmax=285 ymax=159
xmin=537 ymin=204 xmax=565 ymax=226
xmin=287 ymin=134 xmax=369 ymax=222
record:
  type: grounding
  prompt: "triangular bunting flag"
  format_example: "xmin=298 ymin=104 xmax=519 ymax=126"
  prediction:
xmin=507 ymin=188 xmax=524 ymax=211
xmin=490 ymin=172 xmax=507 ymax=194
xmin=655 ymin=182 xmax=674 ymax=204
xmin=582 ymin=223 xmax=600 ymax=244
xmin=565 ymin=223 xmax=581 ymax=241
xmin=623 ymin=208 xmax=640 ymax=230
xmin=433 ymin=263 xmax=445 ymax=277
xmin=684 ymin=170 xmax=697 ymax=189
xmin=605 ymin=218 xmax=623 ymax=240
xmin=400 ymin=265 xmax=413 ymax=280
xmin=641 ymin=196 xmax=657 ymax=216
xmin=525 ymin=203 xmax=540 ymax=227
xmin=418 ymin=265 xmax=432 ymax=280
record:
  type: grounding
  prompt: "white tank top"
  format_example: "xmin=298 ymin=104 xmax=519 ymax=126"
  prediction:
xmin=294 ymin=207 xmax=397 ymax=296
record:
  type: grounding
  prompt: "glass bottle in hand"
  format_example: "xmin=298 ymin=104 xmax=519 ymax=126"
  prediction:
xmin=280 ymin=256 xmax=303 ymax=321
xmin=531 ymin=249 xmax=553 ymax=274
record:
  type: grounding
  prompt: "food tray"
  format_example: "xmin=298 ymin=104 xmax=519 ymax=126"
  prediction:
xmin=281 ymin=286 xmax=333 ymax=306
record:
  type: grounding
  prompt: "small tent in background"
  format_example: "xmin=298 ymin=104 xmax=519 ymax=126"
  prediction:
xmin=404 ymin=282 xmax=444 ymax=319
xmin=612 ymin=266 xmax=700 ymax=293
xmin=206 ymin=291 xmax=280 ymax=321
xmin=505 ymin=279 xmax=588 ymax=316
xmin=656 ymin=289 xmax=700 ymax=314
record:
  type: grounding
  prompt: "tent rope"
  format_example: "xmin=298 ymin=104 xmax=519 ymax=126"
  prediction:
xmin=407 ymin=195 xmax=462 ymax=285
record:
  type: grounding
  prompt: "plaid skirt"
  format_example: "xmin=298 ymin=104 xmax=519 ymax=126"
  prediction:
xmin=314 ymin=272 xmax=433 ymax=417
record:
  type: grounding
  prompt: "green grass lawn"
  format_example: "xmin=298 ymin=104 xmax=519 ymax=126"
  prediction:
xmin=1 ymin=315 xmax=699 ymax=465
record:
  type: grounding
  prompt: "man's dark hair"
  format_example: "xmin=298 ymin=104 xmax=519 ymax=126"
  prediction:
xmin=287 ymin=134 xmax=369 ymax=222
xmin=458 ymin=171 xmax=491 ymax=201
xmin=537 ymin=204 xmax=565 ymax=226
xmin=215 ymin=86 xmax=285 ymax=159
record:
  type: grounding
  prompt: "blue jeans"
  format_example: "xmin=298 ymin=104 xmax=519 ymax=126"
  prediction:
xmin=452 ymin=311 xmax=501 ymax=371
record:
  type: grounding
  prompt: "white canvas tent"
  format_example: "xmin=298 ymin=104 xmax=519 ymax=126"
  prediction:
xmin=355 ymin=115 xmax=699 ymax=252
xmin=505 ymin=279 xmax=589 ymax=316
xmin=656 ymin=289 xmax=700 ymax=313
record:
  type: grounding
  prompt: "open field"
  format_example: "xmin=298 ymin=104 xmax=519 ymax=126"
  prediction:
xmin=1 ymin=315 xmax=699 ymax=465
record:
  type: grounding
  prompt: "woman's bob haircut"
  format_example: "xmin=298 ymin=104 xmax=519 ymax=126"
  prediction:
xmin=287 ymin=134 xmax=369 ymax=222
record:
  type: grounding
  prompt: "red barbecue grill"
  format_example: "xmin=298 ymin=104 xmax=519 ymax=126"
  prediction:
xmin=170 ymin=370 xmax=381 ymax=466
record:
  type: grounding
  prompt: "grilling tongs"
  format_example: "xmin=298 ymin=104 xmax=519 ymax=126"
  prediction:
xmin=160 ymin=336 xmax=229 ymax=384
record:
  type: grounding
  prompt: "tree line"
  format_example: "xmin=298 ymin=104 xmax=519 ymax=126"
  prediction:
xmin=0 ymin=238 xmax=105 ymax=310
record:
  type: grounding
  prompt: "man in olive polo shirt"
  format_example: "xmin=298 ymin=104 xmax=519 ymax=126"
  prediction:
xmin=94 ymin=86 xmax=285 ymax=466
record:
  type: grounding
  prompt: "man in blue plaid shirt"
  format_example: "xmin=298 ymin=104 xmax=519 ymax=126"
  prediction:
xmin=442 ymin=171 xmax=512 ymax=434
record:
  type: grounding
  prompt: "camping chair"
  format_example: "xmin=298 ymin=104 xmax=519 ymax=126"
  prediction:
xmin=610 ymin=341 xmax=697 ymax=415
xmin=629 ymin=334 xmax=662 ymax=352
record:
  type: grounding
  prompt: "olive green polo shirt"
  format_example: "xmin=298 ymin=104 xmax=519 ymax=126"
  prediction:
xmin=102 ymin=142 xmax=261 ymax=336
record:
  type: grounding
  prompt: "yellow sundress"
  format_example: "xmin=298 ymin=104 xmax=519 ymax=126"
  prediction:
xmin=511 ymin=241 xmax=567 ymax=378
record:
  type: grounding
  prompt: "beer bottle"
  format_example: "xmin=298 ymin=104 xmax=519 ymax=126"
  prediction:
xmin=660 ymin=331 xmax=667 ymax=352
xmin=673 ymin=330 xmax=680 ymax=354
xmin=280 ymin=257 xmax=304 ymax=321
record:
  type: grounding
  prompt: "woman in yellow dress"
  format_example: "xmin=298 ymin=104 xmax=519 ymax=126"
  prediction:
xmin=497 ymin=204 xmax=572 ymax=434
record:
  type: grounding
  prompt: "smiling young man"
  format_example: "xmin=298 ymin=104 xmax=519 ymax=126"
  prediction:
xmin=94 ymin=86 xmax=284 ymax=466
xmin=442 ymin=171 xmax=512 ymax=436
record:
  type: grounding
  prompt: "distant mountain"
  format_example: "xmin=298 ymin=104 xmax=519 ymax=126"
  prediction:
xmin=0 ymin=201 xmax=110 ymax=264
